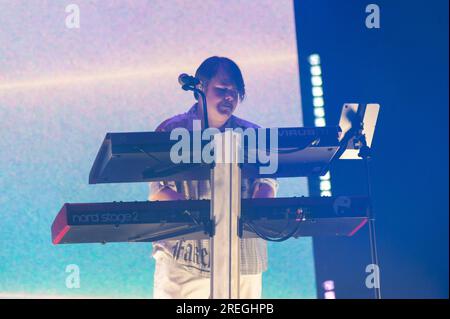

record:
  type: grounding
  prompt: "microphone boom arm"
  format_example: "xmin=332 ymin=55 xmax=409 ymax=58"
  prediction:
xmin=182 ymin=84 xmax=209 ymax=129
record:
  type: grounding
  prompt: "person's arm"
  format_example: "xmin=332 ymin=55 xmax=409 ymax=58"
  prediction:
xmin=148 ymin=122 xmax=185 ymax=202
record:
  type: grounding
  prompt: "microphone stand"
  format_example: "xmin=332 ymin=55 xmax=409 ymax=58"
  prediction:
xmin=182 ymin=84 xmax=209 ymax=129
xmin=353 ymin=118 xmax=382 ymax=299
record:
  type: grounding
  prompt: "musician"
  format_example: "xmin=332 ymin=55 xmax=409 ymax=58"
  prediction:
xmin=149 ymin=56 xmax=278 ymax=299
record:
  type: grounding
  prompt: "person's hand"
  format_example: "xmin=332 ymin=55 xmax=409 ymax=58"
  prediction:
xmin=149 ymin=187 xmax=185 ymax=201
xmin=252 ymin=183 xmax=275 ymax=199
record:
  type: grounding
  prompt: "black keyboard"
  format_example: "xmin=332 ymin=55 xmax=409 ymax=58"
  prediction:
xmin=52 ymin=196 xmax=368 ymax=245
xmin=88 ymin=127 xmax=341 ymax=183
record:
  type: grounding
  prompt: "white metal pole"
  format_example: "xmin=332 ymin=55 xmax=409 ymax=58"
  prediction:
xmin=210 ymin=130 xmax=241 ymax=299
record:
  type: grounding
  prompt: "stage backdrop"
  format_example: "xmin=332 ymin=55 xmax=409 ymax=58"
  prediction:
xmin=0 ymin=0 xmax=315 ymax=298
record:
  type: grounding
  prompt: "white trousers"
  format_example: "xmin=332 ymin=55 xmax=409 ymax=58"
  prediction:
xmin=153 ymin=259 xmax=262 ymax=299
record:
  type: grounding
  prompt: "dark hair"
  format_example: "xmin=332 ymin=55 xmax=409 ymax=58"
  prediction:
xmin=194 ymin=56 xmax=246 ymax=101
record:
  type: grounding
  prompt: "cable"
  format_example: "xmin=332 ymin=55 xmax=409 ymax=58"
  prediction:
xmin=133 ymin=146 xmax=162 ymax=164
xmin=243 ymin=209 xmax=304 ymax=242
xmin=182 ymin=210 xmax=201 ymax=226
xmin=245 ymin=220 xmax=301 ymax=242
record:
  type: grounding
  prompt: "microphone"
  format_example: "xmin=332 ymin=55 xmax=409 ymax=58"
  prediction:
xmin=178 ymin=73 xmax=200 ymax=87
xmin=177 ymin=73 xmax=209 ymax=129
